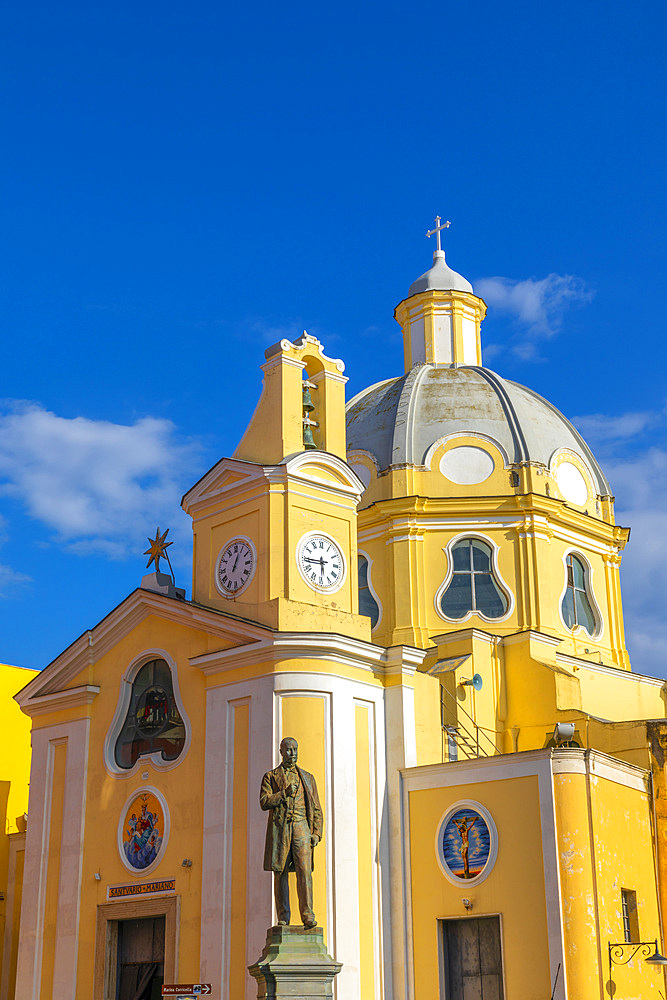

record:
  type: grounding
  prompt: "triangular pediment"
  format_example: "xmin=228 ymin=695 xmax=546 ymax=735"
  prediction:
xmin=16 ymin=588 xmax=271 ymax=711
xmin=182 ymin=452 xmax=365 ymax=516
xmin=181 ymin=457 xmax=266 ymax=514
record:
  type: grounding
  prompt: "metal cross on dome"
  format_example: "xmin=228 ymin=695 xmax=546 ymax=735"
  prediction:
xmin=426 ymin=215 xmax=451 ymax=252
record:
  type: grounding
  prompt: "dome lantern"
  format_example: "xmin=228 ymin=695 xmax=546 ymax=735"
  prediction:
xmin=395 ymin=217 xmax=487 ymax=372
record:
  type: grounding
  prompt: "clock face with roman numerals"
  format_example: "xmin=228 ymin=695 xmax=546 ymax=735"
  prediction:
xmin=297 ymin=532 xmax=346 ymax=593
xmin=215 ymin=537 xmax=256 ymax=597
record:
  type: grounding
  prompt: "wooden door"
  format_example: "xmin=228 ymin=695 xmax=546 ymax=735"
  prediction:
xmin=116 ymin=915 xmax=165 ymax=1000
xmin=441 ymin=916 xmax=504 ymax=1000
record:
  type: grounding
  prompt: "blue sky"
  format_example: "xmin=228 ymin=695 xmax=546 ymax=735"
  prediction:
xmin=1 ymin=1 xmax=666 ymax=675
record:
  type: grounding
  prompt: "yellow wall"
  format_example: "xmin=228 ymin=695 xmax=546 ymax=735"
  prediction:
xmin=20 ymin=609 xmax=402 ymax=997
xmin=356 ymin=472 xmax=630 ymax=670
xmin=648 ymin=723 xmax=667 ymax=953
xmin=230 ymin=701 xmax=249 ymax=1000
xmin=413 ymin=671 xmax=441 ymax=766
xmin=40 ymin=742 xmax=67 ymax=1000
xmin=0 ymin=664 xmax=39 ymax=833
xmin=187 ymin=458 xmax=369 ymax=639
xmin=414 ymin=626 xmax=663 ymax=771
xmin=408 ymin=775 xmax=552 ymax=1000
xmin=280 ymin=694 xmax=327 ymax=938
xmin=355 ymin=703 xmax=376 ymax=999
xmin=5 ymin=836 xmax=25 ymax=1000
xmin=0 ymin=663 xmax=38 ymax=995
xmin=44 ymin=615 xmax=212 ymax=995
xmin=554 ymin=766 xmax=665 ymax=999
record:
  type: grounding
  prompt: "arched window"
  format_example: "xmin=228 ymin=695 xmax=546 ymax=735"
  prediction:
xmin=358 ymin=555 xmax=380 ymax=628
xmin=440 ymin=538 xmax=508 ymax=621
xmin=114 ymin=658 xmax=186 ymax=769
xmin=561 ymin=554 xmax=597 ymax=636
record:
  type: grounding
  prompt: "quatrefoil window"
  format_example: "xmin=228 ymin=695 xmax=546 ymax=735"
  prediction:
xmin=440 ymin=538 xmax=509 ymax=621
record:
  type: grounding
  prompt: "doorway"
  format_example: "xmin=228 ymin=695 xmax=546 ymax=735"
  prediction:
xmin=440 ymin=916 xmax=504 ymax=999
xmin=116 ymin=915 xmax=165 ymax=1000
xmin=95 ymin=896 xmax=177 ymax=1000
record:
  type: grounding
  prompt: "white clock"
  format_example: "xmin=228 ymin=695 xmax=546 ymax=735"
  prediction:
xmin=215 ymin=537 xmax=256 ymax=597
xmin=297 ymin=532 xmax=346 ymax=593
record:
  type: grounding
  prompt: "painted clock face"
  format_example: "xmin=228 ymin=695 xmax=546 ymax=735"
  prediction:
xmin=215 ymin=538 xmax=256 ymax=597
xmin=297 ymin=533 xmax=346 ymax=593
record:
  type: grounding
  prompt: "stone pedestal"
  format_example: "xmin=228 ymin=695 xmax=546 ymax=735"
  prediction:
xmin=140 ymin=571 xmax=185 ymax=599
xmin=248 ymin=925 xmax=342 ymax=999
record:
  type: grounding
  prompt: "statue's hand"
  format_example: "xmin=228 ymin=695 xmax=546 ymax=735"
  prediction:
xmin=286 ymin=782 xmax=298 ymax=797
xmin=311 ymin=834 xmax=320 ymax=847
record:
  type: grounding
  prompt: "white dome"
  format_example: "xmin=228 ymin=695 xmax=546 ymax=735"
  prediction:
xmin=346 ymin=363 xmax=611 ymax=495
xmin=407 ymin=249 xmax=473 ymax=297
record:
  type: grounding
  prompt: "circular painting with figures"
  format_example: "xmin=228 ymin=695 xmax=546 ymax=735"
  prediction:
xmin=118 ymin=787 xmax=169 ymax=875
xmin=436 ymin=801 xmax=497 ymax=887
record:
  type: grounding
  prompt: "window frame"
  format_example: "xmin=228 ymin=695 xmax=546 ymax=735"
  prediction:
xmin=357 ymin=549 xmax=382 ymax=631
xmin=435 ymin=533 xmax=513 ymax=626
xmin=621 ymin=888 xmax=639 ymax=943
xmin=558 ymin=550 xmax=603 ymax=640
xmin=104 ymin=649 xmax=191 ymax=779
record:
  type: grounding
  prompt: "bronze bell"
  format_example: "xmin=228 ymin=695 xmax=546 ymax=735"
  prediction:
xmin=303 ymin=420 xmax=317 ymax=450
xmin=302 ymin=384 xmax=315 ymax=413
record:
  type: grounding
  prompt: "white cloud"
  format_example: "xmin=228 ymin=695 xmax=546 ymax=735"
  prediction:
xmin=0 ymin=402 xmax=200 ymax=560
xmin=476 ymin=273 xmax=594 ymax=360
xmin=570 ymin=411 xmax=658 ymax=444
xmin=0 ymin=514 xmax=32 ymax=599
xmin=611 ymin=503 xmax=667 ymax=679
xmin=0 ymin=563 xmax=32 ymax=598
xmin=570 ymin=405 xmax=667 ymax=677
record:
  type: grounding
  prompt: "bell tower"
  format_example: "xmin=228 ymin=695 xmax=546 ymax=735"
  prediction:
xmin=233 ymin=331 xmax=348 ymax=464
xmin=182 ymin=332 xmax=369 ymax=639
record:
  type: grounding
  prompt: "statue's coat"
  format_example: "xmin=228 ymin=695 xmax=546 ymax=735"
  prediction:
xmin=260 ymin=764 xmax=323 ymax=873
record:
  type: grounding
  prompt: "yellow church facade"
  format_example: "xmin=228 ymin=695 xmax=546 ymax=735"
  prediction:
xmin=0 ymin=663 xmax=38 ymax=1000
xmin=8 ymin=233 xmax=667 ymax=999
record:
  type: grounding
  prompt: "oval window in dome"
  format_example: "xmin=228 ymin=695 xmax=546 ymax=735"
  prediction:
xmin=440 ymin=446 xmax=495 ymax=485
xmin=556 ymin=462 xmax=588 ymax=505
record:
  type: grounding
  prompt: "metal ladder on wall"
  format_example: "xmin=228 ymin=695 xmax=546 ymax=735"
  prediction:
xmin=440 ymin=685 xmax=498 ymax=761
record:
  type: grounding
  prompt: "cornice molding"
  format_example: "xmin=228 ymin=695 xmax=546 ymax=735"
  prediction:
xmin=183 ymin=451 xmax=364 ymax=516
xmin=21 ymin=684 xmax=100 ymax=718
xmin=356 ymin=494 xmax=626 ymax=547
xmin=556 ymin=652 xmax=666 ymax=687
xmin=190 ymin=633 xmax=427 ymax=678
xmin=17 ymin=590 xmax=270 ymax=705
xmin=401 ymin=747 xmax=648 ymax=793
xmin=502 ymin=630 xmax=562 ymax=649
xmin=550 ymin=748 xmax=649 ymax=791
xmin=181 ymin=457 xmax=267 ymax=515
xmin=431 ymin=628 xmax=499 ymax=647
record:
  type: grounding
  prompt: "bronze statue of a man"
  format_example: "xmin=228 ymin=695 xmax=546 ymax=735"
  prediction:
xmin=260 ymin=737 xmax=323 ymax=928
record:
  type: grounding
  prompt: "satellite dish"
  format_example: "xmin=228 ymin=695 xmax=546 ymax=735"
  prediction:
xmin=460 ymin=674 xmax=483 ymax=691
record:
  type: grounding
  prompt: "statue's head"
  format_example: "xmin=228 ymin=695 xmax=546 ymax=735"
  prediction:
xmin=280 ymin=737 xmax=298 ymax=767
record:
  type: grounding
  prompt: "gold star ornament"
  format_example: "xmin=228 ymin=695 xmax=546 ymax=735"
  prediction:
xmin=144 ymin=527 xmax=173 ymax=574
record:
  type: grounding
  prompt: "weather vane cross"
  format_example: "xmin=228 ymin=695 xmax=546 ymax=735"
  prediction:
xmin=144 ymin=527 xmax=174 ymax=580
xmin=426 ymin=215 xmax=451 ymax=252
